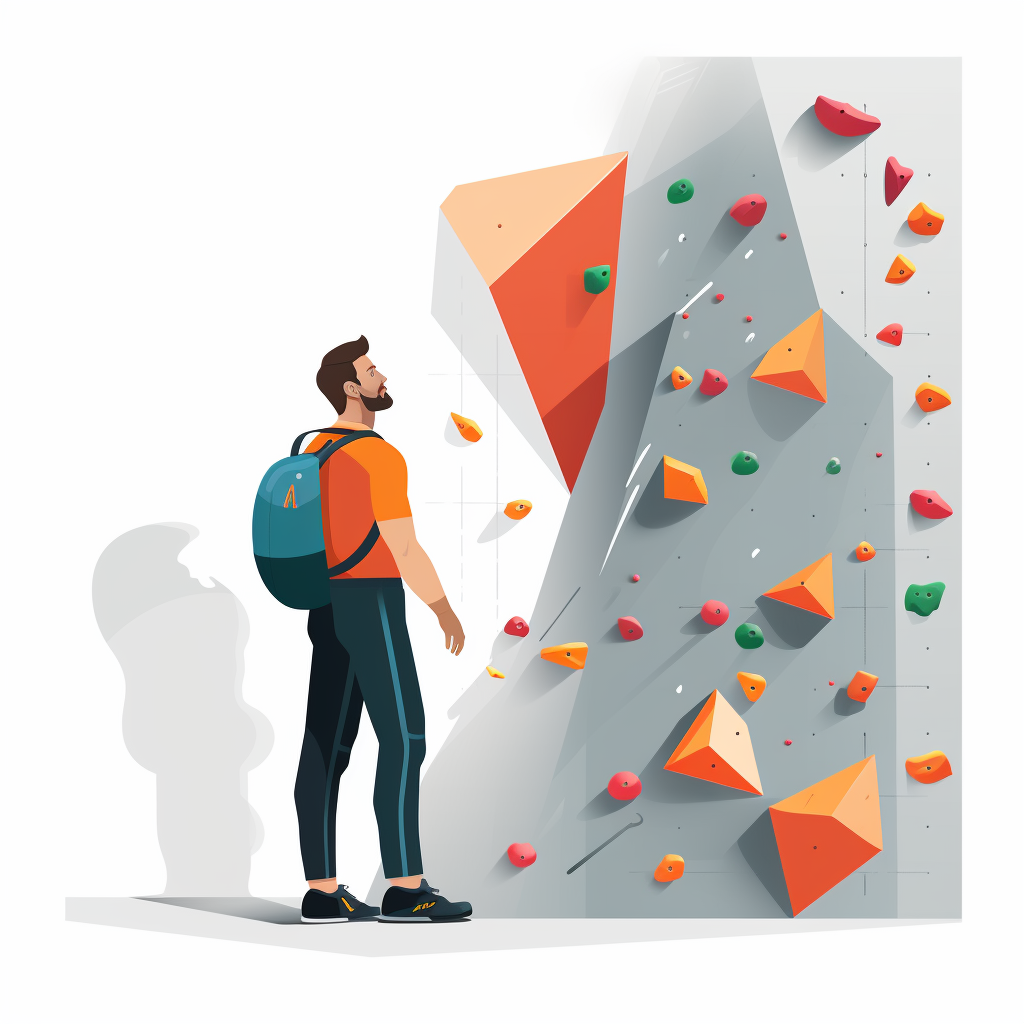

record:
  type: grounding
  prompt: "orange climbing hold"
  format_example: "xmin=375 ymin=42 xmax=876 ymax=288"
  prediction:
xmin=737 ymin=672 xmax=766 ymax=702
xmin=763 ymin=553 xmax=835 ymax=619
xmin=663 ymin=456 xmax=708 ymax=504
xmin=654 ymin=855 xmax=685 ymax=882
xmin=750 ymin=309 xmax=828 ymax=403
xmin=847 ymin=670 xmax=878 ymax=703
xmin=664 ymin=690 xmax=763 ymax=794
xmin=540 ymin=642 xmax=588 ymax=670
xmin=886 ymin=254 xmax=916 ymax=283
xmin=485 ymin=665 xmax=505 ymax=678
xmin=451 ymin=413 xmax=483 ymax=442
xmin=769 ymin=756 xmax=882 ymax=915
xmin=855 ymin=541 xmax=876 ymax=562
xmin=907 ymin=202 xmax=944 ymax=236
xmin=503 ymin=499 xmax=533 ymax=520
xmin=671 ymin=366 xmax=693 ymax=390
xmin=915 ymin=383 xmax=952 ymax=411
xmin=905 ymin=750 xmax=952 ymax=784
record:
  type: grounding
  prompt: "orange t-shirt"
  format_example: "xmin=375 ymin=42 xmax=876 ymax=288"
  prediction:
xmin=305 ymin=431 xmax=411 ymax=579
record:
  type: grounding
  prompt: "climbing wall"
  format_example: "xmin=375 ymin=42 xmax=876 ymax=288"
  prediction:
xmin=417 ymin=57 xmax=958 ymax=919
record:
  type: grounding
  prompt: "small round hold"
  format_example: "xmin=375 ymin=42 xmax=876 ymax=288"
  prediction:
xmin=631 ymin=574 xmax=640 ymax=583
xmin=829 ymin=680 xmax=835 ymax=686
xmin=715 ymin=293 xmax=724 ymax=301
xmin=784 ymin=739 xmax=792 ymax=746
xmin=876 ymin=452 xmax=883 ymax=458
xmin=682 ymin=312 xmax=689 ymax=319
xmin=746 ymin=315 xmax=752 ymax=322
xmin=780 ymin=232 xmax=788 ymax=239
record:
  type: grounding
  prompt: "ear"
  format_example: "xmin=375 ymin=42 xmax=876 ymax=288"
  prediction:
xmin=344 ymin=380 xmax=361 ymax=398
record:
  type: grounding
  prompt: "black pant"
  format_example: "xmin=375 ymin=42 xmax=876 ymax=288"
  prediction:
xmin=294 ymin=579 xmax=426 ymax=880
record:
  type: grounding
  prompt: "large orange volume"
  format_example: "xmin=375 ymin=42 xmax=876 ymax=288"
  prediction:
xmin=769 ymin=756 xmax=882 ymax=915
xmin=763 ymin=553 xmax=835 ymax=619
xmin=751 ymin=309 xmax=828 ymax=402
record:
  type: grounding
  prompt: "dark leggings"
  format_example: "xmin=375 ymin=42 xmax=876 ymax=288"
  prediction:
xmin=294 ymin=579 xmax=426 ymax=881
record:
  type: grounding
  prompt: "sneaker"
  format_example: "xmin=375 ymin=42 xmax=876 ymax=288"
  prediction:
xmin=300 ymin=885 xmax=379 ymax=923
xmin=378 ymin=879 xmax=472 ymax=923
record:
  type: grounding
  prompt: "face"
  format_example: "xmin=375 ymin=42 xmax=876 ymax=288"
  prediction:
xmin=347 ymin=353 xmax=392 ymax=411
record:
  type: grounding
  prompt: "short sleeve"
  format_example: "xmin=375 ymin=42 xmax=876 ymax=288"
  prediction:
xmin=367 ymin=441 xmax=412 ymax=522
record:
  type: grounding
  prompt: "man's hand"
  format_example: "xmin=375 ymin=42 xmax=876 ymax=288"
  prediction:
xmin=428 ymin=596 xmax=465 ymax=655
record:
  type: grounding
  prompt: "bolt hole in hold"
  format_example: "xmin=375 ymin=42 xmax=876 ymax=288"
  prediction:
xmin=497 ymin=223 xmax=502 ymax=228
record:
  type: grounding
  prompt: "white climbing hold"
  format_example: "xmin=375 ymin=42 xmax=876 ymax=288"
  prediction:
xmin=676 ymin=685 xmax=682 ymax=693
xmin=745 ymin=333 xmax=755 ymax=343
xmin=744 ymin=249 xmax=753 ymax=259
xmin=658 ymin=249 xmax=669 ymax=267
xmin=678 ymin=281 xmax=713 ymax=316
xmin=682 ymin=331 xmax=690 ymax=339
xmin=752 ymin=548 xmax=760 ymax=558
xmin=678 ymin=233 xmax=685 ymax=242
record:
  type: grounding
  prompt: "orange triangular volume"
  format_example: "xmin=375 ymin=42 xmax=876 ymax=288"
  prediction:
xmin=763 ymin=553 xmax=834 ymax=619
xmin=751 ymin=309 xmax=828 ymax=403
xmin=662 ymin=456 xmax=709 ymax=504
xmin=540 ymin=642 xmax=588 ymax=670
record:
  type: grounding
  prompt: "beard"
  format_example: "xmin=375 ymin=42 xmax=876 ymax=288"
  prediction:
xmin=361 ymin=389 xmax=393 ymax=412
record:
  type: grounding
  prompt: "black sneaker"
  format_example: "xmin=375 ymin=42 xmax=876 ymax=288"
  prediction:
xmin=378 ymin=879 xmax=472 ymax=923
xmin=300 ymin=885 xmax=379 ymax=923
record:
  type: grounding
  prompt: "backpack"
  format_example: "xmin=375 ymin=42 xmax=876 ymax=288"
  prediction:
xmin=252 ymin=428 xmax=382 ymax=609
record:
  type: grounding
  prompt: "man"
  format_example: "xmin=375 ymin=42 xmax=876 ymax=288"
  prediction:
xmin=295 ymin=335 xmax=472 ymax=924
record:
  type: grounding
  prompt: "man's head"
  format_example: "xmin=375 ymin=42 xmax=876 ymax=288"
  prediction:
xmin=316 ymin=335 xmax=392 ymax=416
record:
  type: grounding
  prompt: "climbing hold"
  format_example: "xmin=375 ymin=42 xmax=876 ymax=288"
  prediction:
xmin=584 ymin=264 xmax=611 ymax=294
xmin=714 ymin=293 xmax=725 ymax=302
xmin=729 ymin=194 xmax=767 ymax=227
xmin=829 ymin=680 xmax=835 ymax=686
xmin=735 ymin=623 xmax=765 ymax=649
xmin=631 ymin=574 xmax=640 ymax=583
xmin=699 ymin=369 xmax=729 ymax=396
xmin=731 ymin=451 xmax=759 ymax=475
xmin=607 ymin=771 xmax=642 ymax=800
xmin=779 ymin=232 xmax=787 ymax=239
xmin=671 ymin=366 xmax=693 ymax=390
xmin=915 ymin=383 xmax=952 ymax=411
xmin=700 ymin=600 xmax=730 ymax=626
xmin=886 ymin=254 xmax=916 ymax=283
xmin=737 ymin=672 xmax=766 ymax=702
xmin=875 ymin=452 xmax=883 ymax=458
xmin=667 ymin=177 xmax=694 ymax=204
xmin=847 ymin=670 xmax=879 ymax=703
xmin=503 ymin=499 xmax=533 ymax=520
xmin=884 ymin=157 xmax=914 ymax=206
xmin=507 ymin=842 xmax=537 ymax=867
xmin=905 ymin=751 xmax=952 ymax=784
xmin=504 ymin=616 xmax=530 ymax=637
xmin=654 ymin=854 xmax=685 ymax=882
xmin=540 ymin=642 xmax=588 ymax=669
xmin=746 ymin=315 xmax=753 ymax=322
xmin=763 ymin=553 xmax=835 ymax=619
xmin=617 ymin=616 xmax=644 ymax=640
xmin=814 ymin=95 xmax=881 ymax=137
xmin=751 ymin=309 xmax=828 ymax=402
xmin=826 ymin=457 xmax=841 ymax=475
xmin=908 ymin=202 xmax=944 ymax=236
xmin=663 ymin=456 xmax=709 ymax=504
xmin=450 ymin=413 xmax=483 ymax=442
xmin=681 ymin=312 xmax=689 ymax=319
xmin=910 ymin=489 xmax=953 ymax=519
xmin=486 ymin=665 xmax=505 ymax=678
xmin=904 ymin=582 xmax=946 ymax=617
xmin=784 ymin=739 xmax=792 ymax=746
xmin=855 ymin=541 xmax=876 ymax=562
xmin=876 ymin=323 xmax=903 ymax=346
xmin=664 ymin=689 xmax=763 ymax=794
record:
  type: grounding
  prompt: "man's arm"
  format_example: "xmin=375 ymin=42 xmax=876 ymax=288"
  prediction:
xmin=377 ymin=516 xmax=465 ymax=656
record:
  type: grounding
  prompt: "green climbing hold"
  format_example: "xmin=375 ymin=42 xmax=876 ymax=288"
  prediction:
xmin=826 ymin=457 xmax=841 ymax=475
xmin=731 ymin=451 xmax=759 ymax=475
xmin=904 ymin=582 xmax=946 ymax=617
xmin=735 ymin=623 xmax=765 ymax=649
xmin=667 ymin=178 xmax=694 ymax=204
xmin=584 ymin=265 xmax=611 ymax=294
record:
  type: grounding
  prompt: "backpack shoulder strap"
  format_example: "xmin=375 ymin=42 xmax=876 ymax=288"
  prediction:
xmin=290 ymin=428 xmax=382 ymax=462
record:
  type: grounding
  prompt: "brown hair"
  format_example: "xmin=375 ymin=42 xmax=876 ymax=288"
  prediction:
xmin=317 ymin=335 xmax=369 ymax=414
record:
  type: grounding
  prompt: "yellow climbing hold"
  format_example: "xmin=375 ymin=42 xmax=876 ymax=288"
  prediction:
xmin=486 ymin=665 xmax=505 ymax=678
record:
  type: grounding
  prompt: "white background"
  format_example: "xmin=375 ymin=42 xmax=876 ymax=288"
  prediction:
xmin=1 ymin=1 xmax=1019 ymax=1020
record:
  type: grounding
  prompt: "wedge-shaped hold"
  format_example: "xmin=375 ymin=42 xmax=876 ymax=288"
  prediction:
xmin=731 ymin=451 xmax=759 ymax=475
xmin=607 ymin=771 xmax=642 ymax=800
xmin=699 ymin=368 xmax=729 ymax=396
xmin=671 ymin=366 xmax=693 ymax=390
xmin=663 ymin=456 xmax=708 ymax=504
xmin=915 ymin=383 xmax=951 ymax=411
xmin=618 ymin=616 xmax=644 ymax=640
xmin=485 ymin=665 xmax=505 ymax=678
xmin=847 ymin=670 xmax=878 ymax=703
xmin=814 ymin=95 xmax=881 ymax=136
xmin=667 ymin=177 xmax=694 ymax=204
xmin=876 ymin=323 xmax=903 ymax=346
xmin=503 ymin=499 xmax=532 ymax=520
xmin=855 ymin=541 xmax=876 ymax=562
xmin=664 ymin=689 xmax=763 ymax=794
xmin=763 ymin=553 xmax=835 ymax=619
xmin=737 ymin=672 xmax=766 ymax=702
xmin=507 ymin=842 xmax=537 ymax=867
xmin=910 ymin=489 xmax=953 ymax=519
xmin=908 ymin=202 xmax=944 ymax=236
xmin=700 ymin=600 xmax=729 ymax=626
xmin=584 ymin=264 xmax=611 ymax=294
xmin=886 ymin=254 xmax=916 ymax=283
xmin=735 ymin=623 xmax=764 ymax=649
xmin=826 ymin=457 xmax=841 ymax=475
xmin=451 ymin=413 xmax=483 ymax=442
xmin=729 ymin=193 xmax=767 ymax=227
xmin=751 ymin=309 xmax=828 ymax=402
xmin=540 ymin=642 xmax=588 ymax=669
xmin=654 ymin=855 xmax=685 ymax=882
xmin=905 ymin=582 xmax=946 ymax=617
xmin=905 ymin=751 xmax=952 ymax=784
xmin=884 ymin=157 xmax=914 ymax=206
xmin=504 ymin=615 xmax=529 ymax=637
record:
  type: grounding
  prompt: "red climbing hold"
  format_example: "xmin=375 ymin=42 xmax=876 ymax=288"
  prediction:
xmin=814 ymin=95 xmax=881 ymax=137
xmin=746 ymin=315 xmax=753 ymax=322
xmin=829 ymin=680 xmax=835 ymax=686
xmin=729 ymin=194 xmax=768 ymax=227
xmin=876 ymin=323 xmax=903 ymax=346
xmin=504 ymin=616 xmax=530 ymax=637
xmin=507 ymin=842 xmax=537 ymax=867
xmin=631 ymin=574 xmax=640 ymax=583
xmin=682 ymin=312 xmax=689 ymax=319
xmin=780 ymin=232 xmax=788 ymax=239
xmin=910 ymin=489 xmax=953 ymax=519
xmin=715 ymin=293 xmax=725 ymax=301
xmin=876 ymin=452 xmax=883 ymax=458
xmin=608 ymin=771 xmax=642 ymax=801
xmin=700 ymin=600 xmax=730 ymax=626
xmin=700 ymin=369 xmax=729 ymax=396
xmin=884 ymin=157 xmax=914 ymax=206
xmin=618 ymin=616 xmax=644 ymax=641
xmin=784 ymin=739 xmax=793 ymax=746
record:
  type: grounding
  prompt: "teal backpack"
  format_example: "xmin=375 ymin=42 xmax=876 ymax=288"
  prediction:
xmin=252 ymin=428 xmax=382 ymax=609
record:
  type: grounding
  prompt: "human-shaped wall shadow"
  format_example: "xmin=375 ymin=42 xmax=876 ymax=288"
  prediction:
xmin=93 ymin=523 xmax=273 ymax=895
